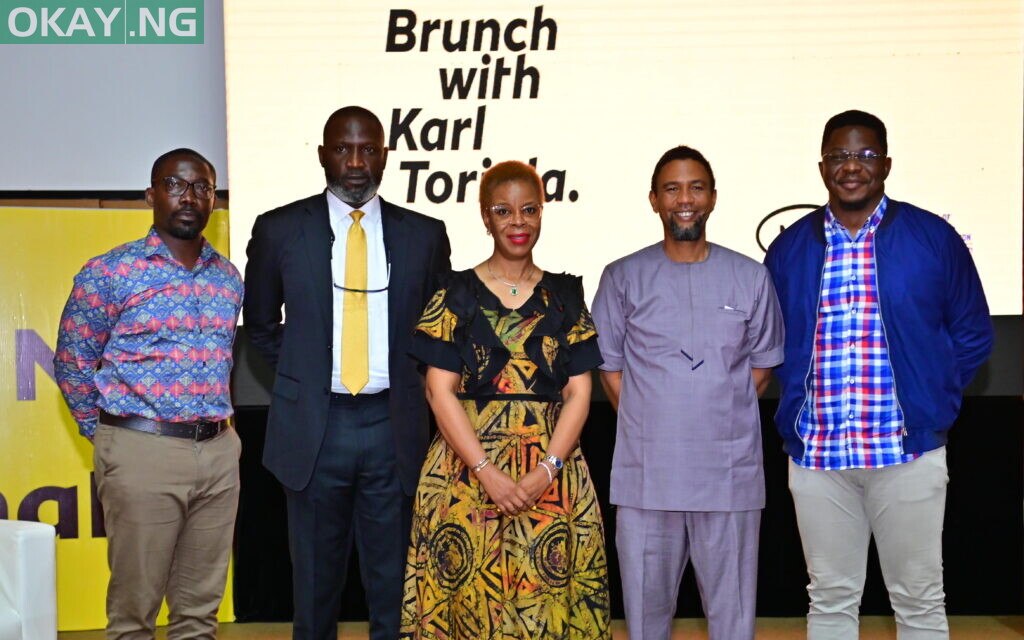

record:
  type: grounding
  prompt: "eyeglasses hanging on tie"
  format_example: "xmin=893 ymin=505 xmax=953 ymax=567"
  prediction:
xmin=333 ymin=262 xmax=390 ymax=293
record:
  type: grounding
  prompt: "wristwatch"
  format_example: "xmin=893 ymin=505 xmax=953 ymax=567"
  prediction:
xmin=543 ymin=454 xmax=564 ymax=472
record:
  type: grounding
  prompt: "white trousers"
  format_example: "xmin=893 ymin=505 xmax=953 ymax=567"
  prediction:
xmin=788 ymin=447 xmax=949 ymax=640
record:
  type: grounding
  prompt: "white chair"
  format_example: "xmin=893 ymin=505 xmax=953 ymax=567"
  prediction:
xmin=0 ymin=520 xmax=57 ymax=640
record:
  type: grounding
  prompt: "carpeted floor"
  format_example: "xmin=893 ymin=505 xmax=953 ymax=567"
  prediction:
xmin=57 ymin=616 xmax=1024 ymax=638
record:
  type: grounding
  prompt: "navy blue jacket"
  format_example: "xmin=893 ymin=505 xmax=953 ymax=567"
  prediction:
xmin=764 ymin=199 xmax=993 ymax=460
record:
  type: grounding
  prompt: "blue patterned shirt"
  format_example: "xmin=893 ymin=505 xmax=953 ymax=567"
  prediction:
xmin=54 ymin=227 xmax=243 ymax=437
xmin=796 ymin=197 xmax=919 ymax=469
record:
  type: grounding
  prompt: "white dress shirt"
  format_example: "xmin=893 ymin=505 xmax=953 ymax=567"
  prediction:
xmin=327 ymin=190 xmax=389 ymax=393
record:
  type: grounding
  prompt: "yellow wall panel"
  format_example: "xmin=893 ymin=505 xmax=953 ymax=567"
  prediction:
xmin=0 ymin=207 xmax=234 ymax=631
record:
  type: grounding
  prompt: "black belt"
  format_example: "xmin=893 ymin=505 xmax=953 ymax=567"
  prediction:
xmin=100 ymin=411 xmax=227 ymax=442
xmin=329 ymin=389 xmax=390 ymax=405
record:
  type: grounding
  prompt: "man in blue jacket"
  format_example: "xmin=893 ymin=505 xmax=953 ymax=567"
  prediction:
xmin=764 ymin=110 xmax=992 ymax=639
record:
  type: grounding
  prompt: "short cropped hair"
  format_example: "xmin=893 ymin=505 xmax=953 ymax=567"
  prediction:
xmin=150 ymin=148 xmax=216 ymax=182
xmin=479 ymin=160 xmax=545 ymax=207
xmin=323 ymin=105 xmax=384 ymax=139
xmin=650 ymin=145 xmax=715 ymax=193
xmin=821 ymin=110 xmax=888 ymax=154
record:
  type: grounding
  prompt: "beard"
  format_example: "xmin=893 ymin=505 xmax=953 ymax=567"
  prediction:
xmin=167 ymin=211 xmax=204 ymax=240
xmin=669 ymin=213 xmax=706 ymax=241
xmin=327 ymin=173 xmax=380 ymax=205
xmin=168 ymin=225 xmax=202 ymax=240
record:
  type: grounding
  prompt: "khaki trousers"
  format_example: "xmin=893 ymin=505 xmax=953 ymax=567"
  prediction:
xmin=93 ymin=421 xmax=241 ymax=640
xmin=789 ymin=447 xmax=949 ymax=640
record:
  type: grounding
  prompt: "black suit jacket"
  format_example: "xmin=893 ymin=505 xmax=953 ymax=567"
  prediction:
xmin=243 ymin=193 xmax=451 ymax=493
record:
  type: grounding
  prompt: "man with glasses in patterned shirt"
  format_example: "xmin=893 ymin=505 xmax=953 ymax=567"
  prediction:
xmin=764 ymin=110 xmax=993 ymax=639
xmin=55 ymin=148 xmax=242 ymax=640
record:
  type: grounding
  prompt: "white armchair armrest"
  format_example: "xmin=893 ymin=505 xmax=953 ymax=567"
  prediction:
xmin=0 ymin=520 xmax=57 ymax=640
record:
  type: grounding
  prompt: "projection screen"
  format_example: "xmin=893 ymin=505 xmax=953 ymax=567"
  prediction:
xmin=225 ymin=1 xmax=1022 ymax=315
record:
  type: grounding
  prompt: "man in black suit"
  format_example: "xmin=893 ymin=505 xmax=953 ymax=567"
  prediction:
xmin=243 ymin=106 xmax=451 ymax=640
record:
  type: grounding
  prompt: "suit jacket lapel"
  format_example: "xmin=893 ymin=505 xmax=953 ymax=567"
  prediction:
xmin=381 ymin=197 xmax=409 ymax=350
xmin=301 ymin=192 xmax=333 ymax=333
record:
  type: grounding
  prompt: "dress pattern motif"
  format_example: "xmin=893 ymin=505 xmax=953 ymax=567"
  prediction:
xmin=400 ymin=270 xmax=610 ymax=640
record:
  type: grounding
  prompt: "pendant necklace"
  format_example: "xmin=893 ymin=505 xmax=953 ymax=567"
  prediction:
xmin=487 ymin=260 xmax=534 ymax=296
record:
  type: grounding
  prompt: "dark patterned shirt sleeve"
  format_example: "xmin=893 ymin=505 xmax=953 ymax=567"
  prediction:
xmin=54 ymin=258 xmax=116 ymax=436
xmin=409 ymin=287 xmax=463 ymax=373
xmin=564 ymin=300 xmax=603 ymax=377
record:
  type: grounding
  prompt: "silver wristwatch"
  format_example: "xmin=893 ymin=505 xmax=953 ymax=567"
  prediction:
xmin=543 ymin=454 xmax=564 ymax=472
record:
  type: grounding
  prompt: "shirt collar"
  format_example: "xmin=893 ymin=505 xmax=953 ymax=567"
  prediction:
xmin=143 ymin=226 xmax=217 ymax=267
xmin=326 ymin=190 xmax=382 ymax=227
xmin=824 ymin=195 xmax=888 ymax=243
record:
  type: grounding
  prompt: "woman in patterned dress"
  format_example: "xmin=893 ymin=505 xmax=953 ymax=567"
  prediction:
xmin=400 ymin=161 xmax=611 ymax=639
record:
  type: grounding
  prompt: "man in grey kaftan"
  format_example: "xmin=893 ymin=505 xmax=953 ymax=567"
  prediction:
xmin=592 ymin=145 xmax=784 ymax=640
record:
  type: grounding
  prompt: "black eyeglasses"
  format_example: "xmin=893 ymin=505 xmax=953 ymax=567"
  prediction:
xmin=821 ymin=150 xmax=886 ymax=166
xmin=332 ymin=263 xmax=391 ymax=294
xmin=152 ymin=176 xmax=216 ymax=199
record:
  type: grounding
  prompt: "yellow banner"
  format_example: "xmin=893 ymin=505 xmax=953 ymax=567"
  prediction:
xmin=0 ymin=207 xmax=234 ymax=631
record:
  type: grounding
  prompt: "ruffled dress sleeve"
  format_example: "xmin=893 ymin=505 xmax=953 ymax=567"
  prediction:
xmin=563 ymin=298 xmax=603 ymax=377
xmin=409 ymin=287 xmax=463 ymax=374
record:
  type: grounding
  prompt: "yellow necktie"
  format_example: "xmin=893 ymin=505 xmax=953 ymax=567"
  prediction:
xmin=341 ymin=210 xmax=368 ymax=394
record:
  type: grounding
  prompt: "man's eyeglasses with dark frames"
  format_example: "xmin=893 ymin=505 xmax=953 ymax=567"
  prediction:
xmin=153 ymin=176 xmax=217 ymax=200
xmin=821 ymin=150 xmax=886 ymax=166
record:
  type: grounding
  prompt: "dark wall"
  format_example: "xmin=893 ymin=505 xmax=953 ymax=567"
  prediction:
xmin=232 ymin=316 xmax=1024 ymax=407
xmin=232 ymin=395 xmax=1024 ymax=621
xmin=231 ymin=316 xmax=1023 ymax=620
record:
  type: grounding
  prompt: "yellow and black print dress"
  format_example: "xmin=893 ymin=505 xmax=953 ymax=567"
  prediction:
xmin=400 ymin=269 xmax=611 ymax=640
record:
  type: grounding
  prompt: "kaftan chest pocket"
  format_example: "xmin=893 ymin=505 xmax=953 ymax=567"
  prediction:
xmin=713 ymin=305 xmax=748 ymax=343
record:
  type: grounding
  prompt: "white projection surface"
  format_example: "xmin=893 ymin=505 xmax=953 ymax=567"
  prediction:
xmin=225 ymin=1 xmax=1022 ymax=314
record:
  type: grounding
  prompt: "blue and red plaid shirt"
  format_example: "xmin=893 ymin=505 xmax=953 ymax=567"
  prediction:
xmin=54 ymin=227 xmax=243 ymax=437
xmin=796 ymin=197 xmax=919 ymax=470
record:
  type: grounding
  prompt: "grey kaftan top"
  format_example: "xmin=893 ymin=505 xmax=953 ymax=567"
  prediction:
xmin=592 ymin=242 xmax=784 ymax=511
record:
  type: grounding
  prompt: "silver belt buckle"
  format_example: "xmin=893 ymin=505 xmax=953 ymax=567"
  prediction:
xmin=186 ymin=420 xmax=216 ymax=440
